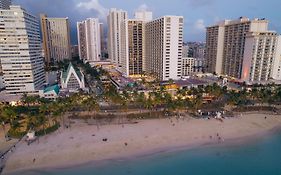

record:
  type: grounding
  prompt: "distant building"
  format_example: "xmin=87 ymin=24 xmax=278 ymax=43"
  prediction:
xmin=46 ymin=71 xmax=58 ymax=86
xmin=182 ymin=45 xmax=189 ymax=57
xmin=0 ymin=0 xmax=11 ymax=9
xmin=39 ymin=84 xmax=60 ymax=100
xmin=182 ymin=57 xmax=195 ymax=76
xmin=107 ymin=8 xmax=129 ymax=75
xmin=241 ymin=32 xmax=279 ymax=83
xmin=71 ymin=45 xmax=79 ymax=58
xmin=145 ymin=16 xmax=184 ymax=81
xmin=194 ymin=58 xmax=205 ymax=74
xmin=61 ymin=63 xmax=85 ymax=90
xmin=0 ymin=6 xmax=45 ymax=94
xmin=186 ymin=42 xmax=205 ymax=59
xmin=40 ymin=14 xmax=71 ymax=67
xmin=77 ymin=18 xmax=102 ymax=63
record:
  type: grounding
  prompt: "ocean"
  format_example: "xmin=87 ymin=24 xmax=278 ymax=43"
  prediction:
xmin=11 ymin=130 xmax=281 ymax=175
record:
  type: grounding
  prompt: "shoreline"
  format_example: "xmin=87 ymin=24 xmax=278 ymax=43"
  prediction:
xmin=4 ymin=113 xmax=281 ymax=174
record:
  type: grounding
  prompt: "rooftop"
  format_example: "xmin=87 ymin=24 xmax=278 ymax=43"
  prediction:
xmin=62 ymin=63 xmax=83 ymax=82
xmin=175 ymin=79 xmax=208 ymax=87
xmin=44 ymin=84 xmax=60 ymax=95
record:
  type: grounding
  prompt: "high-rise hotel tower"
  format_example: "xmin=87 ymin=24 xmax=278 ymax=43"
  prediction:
xmin=40 ymin=14 xmax=71 ymax=67
xmin=145 ymin=16 xmax=184 ymax=81
xmin=0 ymin=6 xmax=45 ymax=94
xmin=77 ymin=18 xmax=102 ymax=64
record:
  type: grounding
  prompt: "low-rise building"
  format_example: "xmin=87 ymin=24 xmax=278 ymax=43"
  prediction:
xmin=39 ymin=84 xmax=60 ymax=100
xmin=61 ymin=63 xmax=85 ymax=91
xmin=175 ymin=79 xmax=209 ymax=89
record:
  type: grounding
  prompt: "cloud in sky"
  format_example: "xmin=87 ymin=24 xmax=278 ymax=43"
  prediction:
xmin=193 ymin=19 xmax=206 ymax=33
xmin=13 ymin=0 xmax=281 ymax=43
xmin=76 ymin=0 xmax=108 ymax=21
xmin=136 ymin=3 xmax=149 ymax=12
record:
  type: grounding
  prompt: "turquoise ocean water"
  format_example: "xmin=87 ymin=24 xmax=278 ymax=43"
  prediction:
xmin=11 ymin=130 xmax=281 ymax=175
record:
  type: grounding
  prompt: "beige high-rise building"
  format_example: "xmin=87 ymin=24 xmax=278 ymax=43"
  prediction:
xmin=77 ymin=18 xmax=101 ymax=64
xmin=205 ymin=22 xmax=225 ymax=74
xmin=40 ymin=14 xmax=71 ymax=67
xmin=241 ymin=32 xmax=278 ymax=83
xmin=206 ymin=17 xmax=268 ymax=78
xmin=0 ymin=6 xmax=45 ymax=94
xmin=145 ymin=16 xmax=184 ymax=81
xmin=107 ymin=8 xmax=129 ymax=76
xmin=99 ymin=23 xmax=107 ymax=57
xmin=128 ymin=19 xmax=145 ymax=76
xmin=0 ymin=0 xmax=11 ymax=9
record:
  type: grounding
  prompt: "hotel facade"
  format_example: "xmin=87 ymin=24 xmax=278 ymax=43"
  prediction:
xmin=77 ymin=18 xmax=102 ymax=64
xmin=107 ymin=8 xmax=129 ymax=76
xmin=145 ymin=16 xmax=184 ymax=81
xmin=128 ymin=19 xmax=145 ymax=76
xmin=0 ymin=6 xmax=45 ymax=94
xmin=241 ymin=32 xmax=279 ymax=83
xmin=40 ymin=14 xmax=71 ymax=67
xmin=206 ymin=17 xmax=269 ymax=78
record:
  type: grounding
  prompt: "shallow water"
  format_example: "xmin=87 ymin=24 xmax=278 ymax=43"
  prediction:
xmin=11 ymin=130 xmax=281 ymax=175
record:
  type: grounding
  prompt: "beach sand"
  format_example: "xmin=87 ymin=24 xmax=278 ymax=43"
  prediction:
xmin=4 ymin=113 xmax=281 ymax=174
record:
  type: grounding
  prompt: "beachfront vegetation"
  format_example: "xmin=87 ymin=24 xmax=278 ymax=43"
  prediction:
xmin=1 ymin=77 xmax=281 ymax=139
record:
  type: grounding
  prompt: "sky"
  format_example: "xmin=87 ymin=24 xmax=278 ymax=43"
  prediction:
xmin=13 ymin=0 xmax=281 ymax=45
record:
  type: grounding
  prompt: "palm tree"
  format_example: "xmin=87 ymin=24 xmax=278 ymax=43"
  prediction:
xmin=39 ymin=104 xmax=49 ymax=125
xmin=144 ymin=96 xmax=154 ymax=117
xmin=189 ymin=95 xmax=203 ymax=112
xmin=49 ymin=101 xmax=64 ymax=127
xmin=136 ymin=92 xmax=145 ymax=112
xmin=21 ymin=94 xmax=40 ymax=107
xmin=82 ymin=96 xmax=99 ymax=116
xmin=37 ymin=114 xmax=48 ymax=135
xmin=0 ymin=104 xmax=8 ymax=139
xmin=2 ymin=106 xmax=17 ymax=128
xmin=82 ymin=96 xmax=100 ymax=129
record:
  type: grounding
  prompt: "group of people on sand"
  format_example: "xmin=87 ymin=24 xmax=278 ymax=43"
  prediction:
xmin=209 ymin=133 xmax=224 ymax=143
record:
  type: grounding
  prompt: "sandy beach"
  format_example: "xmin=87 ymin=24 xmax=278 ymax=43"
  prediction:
xmin=4 ymin=113 xmax=281 ymax=174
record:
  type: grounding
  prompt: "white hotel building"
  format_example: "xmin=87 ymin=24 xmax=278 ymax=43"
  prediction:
xmin=145 ymin=16 xmax=184 ymax=81
xmin=107 ymin=8 xmax=129 ymax=76
xmin=241 ymin=32 xmax=279 ymax=83
xmin=77 ymin=18 xmax=102 ymax=64
xmin=0 ymin=6 xmax=45 ymax=94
